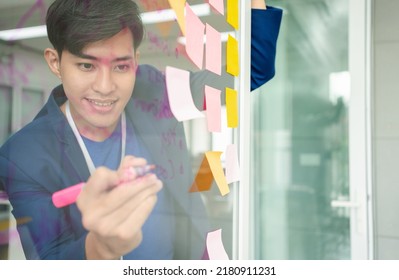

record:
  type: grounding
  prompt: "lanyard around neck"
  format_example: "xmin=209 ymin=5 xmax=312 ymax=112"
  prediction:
xmin=65 ymin=100 xmax=126 ymax=175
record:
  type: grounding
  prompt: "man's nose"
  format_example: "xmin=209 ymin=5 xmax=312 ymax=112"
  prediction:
xmin=92 ymin=68 xmax=116 ymax=95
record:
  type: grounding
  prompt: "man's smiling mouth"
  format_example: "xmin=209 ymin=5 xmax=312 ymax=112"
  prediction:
xmin=86 ymin=98 xmax=117 ymax=107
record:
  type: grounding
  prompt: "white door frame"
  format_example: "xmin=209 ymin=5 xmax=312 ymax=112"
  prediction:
xmin=347 ymin=0 xmax=373 ymax=259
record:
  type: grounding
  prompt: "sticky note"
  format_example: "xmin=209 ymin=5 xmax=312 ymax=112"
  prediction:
xmin=206 ymin=151 xmax=230 ymax=196
xmin=205 ymin=24 xmax=222 ymax=75
xmin=168 ymin=0 xmax=187 ymax=35
xmin=226 ymin=0 xmax=239 ymax=30
xmin=189 ymin=154 xmax=214 ymax=193
xmin=185 ymin=3 xmax=205 ymax=69
xmin=205 ymin=86 xmax=222 ymax=132
xmin=190 ymin=151 xmax=230 ymax=196
xmin=226 ymin=87 xmax=238 ymax=128
xmin=226 ymin=35 xmax=239 ymax=76
xmin=225 ymin=144 xmax=241 ymax=184
xmin=165 ymin=66 xmax=204 ymax=121
xmin=209 ymin=0 xmax=224 ymax=15
xmin=206 ymin=229 xmax=229 ymax=260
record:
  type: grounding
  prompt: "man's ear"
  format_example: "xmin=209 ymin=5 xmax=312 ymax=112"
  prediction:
xmin=44 ymin=48 xmax=62 ymax=79
xmin=135 ymin=50 xmax=140 ymax=62
xmin=134 ymin=50 xmax=140 ymax=72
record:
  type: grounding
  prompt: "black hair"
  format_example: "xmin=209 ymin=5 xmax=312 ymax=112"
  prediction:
xmin=46 ymin=0 xmax=143 ymax=58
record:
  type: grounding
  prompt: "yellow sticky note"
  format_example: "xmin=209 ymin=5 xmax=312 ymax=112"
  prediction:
xmin=226 ymin=35 xmax=239 ymax=76
xmin=226 ymin=0 xmax=239 ymax=30
xmin=226 ymin=87 xmax=238 ymax=128
xmin=168 ymin=0 xmax=186 ymax=35
xmin=205 ymin=151 xmax=230 ymax=196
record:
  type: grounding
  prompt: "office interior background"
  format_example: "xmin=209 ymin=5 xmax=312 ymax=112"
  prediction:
xmin=0 ymin=0 xmax=398 ymax=260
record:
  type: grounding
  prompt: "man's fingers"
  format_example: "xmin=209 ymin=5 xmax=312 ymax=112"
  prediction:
xmin=80 ymin=175 xmax=162 ymax=232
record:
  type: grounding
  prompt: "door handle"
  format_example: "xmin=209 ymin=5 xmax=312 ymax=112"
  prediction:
xmin=331 ymin=200 xmax=359 ymax=208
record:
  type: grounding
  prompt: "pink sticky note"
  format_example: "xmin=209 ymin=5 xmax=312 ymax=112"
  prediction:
xmin=209 ymin=0 xmax=224 ymax=15
xmin=205 ymin=24 xmax=222 ymax=76
xmin=206 ymin=229 xmax=229 ymax=260
xmin=185 ymin=3 xmax=205 ymax=69
xmin=165 ymin=66 xmax=204 ymax=121
xmin=205 ymin=85 xmax=221 ymax=132
xmin=225 ymin=144 xmax=241 ymax=184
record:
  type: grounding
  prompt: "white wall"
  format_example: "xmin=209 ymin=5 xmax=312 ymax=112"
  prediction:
xmin=372 ymin=0 xmax=399 ymax=259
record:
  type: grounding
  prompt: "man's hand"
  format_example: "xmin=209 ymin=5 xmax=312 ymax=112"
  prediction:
xmin=76 ymin=156 xmax=163 ymax=259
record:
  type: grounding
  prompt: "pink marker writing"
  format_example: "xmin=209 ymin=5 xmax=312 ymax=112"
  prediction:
xmin=52 ymin=165 xmax=155 ymax=208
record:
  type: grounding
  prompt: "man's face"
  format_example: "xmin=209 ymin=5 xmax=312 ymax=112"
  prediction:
xmin=53 ymin=28 xmax=138 ymax=139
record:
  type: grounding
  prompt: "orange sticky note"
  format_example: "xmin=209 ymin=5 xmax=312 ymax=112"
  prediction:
xmin=186 ymin=3 xmax=205 ymax=69
xmin=168 ymin=0 xmax=186 ymax=35
xmin=189 ymin=154 xmax=214 ymax=193
xmin=226 ymin=0 xmax=239 ymax=30
xmin=226 ymin=35 xmax=239 ymax=76
xmin=190 ymin=151 xmax=230 ymax=196
xmin=205 ymin=85 xmax=221 ymax=132
xmin=226 ymin=87 xmax=238 ymax=128
xmin=205 ymin=23 xmax=222 ymax=75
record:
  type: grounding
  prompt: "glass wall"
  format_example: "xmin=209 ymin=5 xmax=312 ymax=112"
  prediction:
xmin=252 ymin=0 xmax=350 ymax=259
xmin=0 ymin=85 xmax=12 ymax=145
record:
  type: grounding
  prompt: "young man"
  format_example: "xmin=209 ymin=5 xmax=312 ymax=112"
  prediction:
xmin=0 ymin=0 xmax=282 ymax=259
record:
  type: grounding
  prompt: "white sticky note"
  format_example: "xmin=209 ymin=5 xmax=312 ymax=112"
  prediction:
xmin=206 ymin=229 xmax=229 ymax=260
xmin=165 ymin=66 xmax=204 ymax=121
xmin=225 ymin=144 xmax=241 ymax=184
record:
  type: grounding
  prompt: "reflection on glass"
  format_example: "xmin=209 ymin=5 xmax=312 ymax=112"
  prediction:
xmin=21 ymin=88 xmax=44 ymax=127
xmin=252 ymin=0 xmax=350 ymax=259
xmin=0 ymin=85 xmax=12 ymax=145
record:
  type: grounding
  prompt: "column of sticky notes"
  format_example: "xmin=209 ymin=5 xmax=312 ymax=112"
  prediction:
xmin=166 ymin=0 xmax=241 ymax=260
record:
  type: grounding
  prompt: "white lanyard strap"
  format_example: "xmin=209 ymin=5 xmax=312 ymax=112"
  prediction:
xmin=65 ymin=100 xmax=126 ymax=175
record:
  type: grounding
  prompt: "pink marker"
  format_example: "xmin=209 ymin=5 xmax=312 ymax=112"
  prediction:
xmin=52 ymin=165 xmax=155 ymax=208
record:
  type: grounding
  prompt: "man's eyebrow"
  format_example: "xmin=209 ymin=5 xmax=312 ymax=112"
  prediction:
xmin=114 ymin=56 xmax=133 ymax=62
xmin=76 ymin=53 xmax=98 ymax=60
xmin=77 ymin=53 xmax=133 ymax=62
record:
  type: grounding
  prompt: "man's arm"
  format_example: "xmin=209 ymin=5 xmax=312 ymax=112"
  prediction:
xmin=189 ymin=1 xmax=282 ymax=108
xmin=251 ymin=1 xmax=282 ymax=90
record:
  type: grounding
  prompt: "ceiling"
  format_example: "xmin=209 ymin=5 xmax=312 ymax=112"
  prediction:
xmin=0 ymin=0 xmax=231 ymax=70
xmin=0 ymin=0 xmax=348 ymax=71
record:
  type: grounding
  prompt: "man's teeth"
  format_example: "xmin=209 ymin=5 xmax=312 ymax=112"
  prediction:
xmin=88 ymin=100 xmax=115 ymax=106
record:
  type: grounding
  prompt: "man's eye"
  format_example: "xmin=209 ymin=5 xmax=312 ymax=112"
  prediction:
xmin=114 ymin=64 xmax=130 ymax=72
xmin=78 ymin=63 xmax=94 ymax=71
